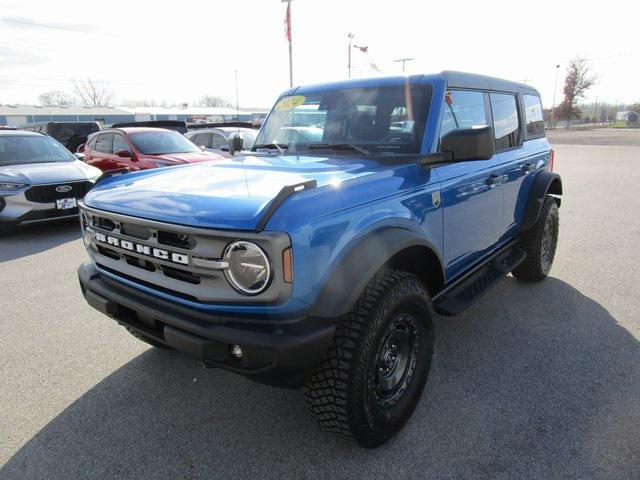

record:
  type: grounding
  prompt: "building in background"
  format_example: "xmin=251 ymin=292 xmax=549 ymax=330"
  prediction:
xmin=0 ymin=105 xmax=269 ymax=127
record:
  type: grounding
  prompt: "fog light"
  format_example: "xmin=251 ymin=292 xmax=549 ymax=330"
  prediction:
xmin=230 ymin=344 xmax=243 ymax=360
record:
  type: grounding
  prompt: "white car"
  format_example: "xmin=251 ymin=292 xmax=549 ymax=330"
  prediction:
xmin=0 ymin=130 xmax=102 ymax=233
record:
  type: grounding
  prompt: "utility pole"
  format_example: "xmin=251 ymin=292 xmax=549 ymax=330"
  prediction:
xmin=347 ymin=33 xmax=354 ymax=78
xmin=550 ymin=64 xmax=560 ymax=129
xmin=394 ymin=57 xmax=414 ymax=73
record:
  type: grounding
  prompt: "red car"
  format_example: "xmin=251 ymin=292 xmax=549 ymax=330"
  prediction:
xmin=81 ymin=127 xmax=222 ymax=172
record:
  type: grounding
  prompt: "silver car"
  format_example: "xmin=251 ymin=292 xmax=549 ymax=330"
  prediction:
xmin=0 ymin=130 xmax=102 ymax=233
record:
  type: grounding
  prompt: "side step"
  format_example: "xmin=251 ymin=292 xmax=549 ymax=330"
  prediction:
xmin=432 ymin=244 xmax=526 ymax=316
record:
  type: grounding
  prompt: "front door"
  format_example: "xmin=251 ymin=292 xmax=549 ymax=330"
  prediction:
xmin=435 ymin=90 xmax=504 ymax=280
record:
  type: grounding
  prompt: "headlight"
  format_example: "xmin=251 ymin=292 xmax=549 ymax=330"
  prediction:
xmin=223 ymin=241 xmax=271 ymax=295
xmin=0 ymin=183 xmax=27 ymax=191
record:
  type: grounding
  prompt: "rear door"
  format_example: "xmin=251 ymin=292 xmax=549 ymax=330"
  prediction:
xmin=488 ymin=92 xmax=528 ymax=240
xmin=86 ymin=133 xmax=116 ymax=171
xmin=435 ymin=90 xmax=504 ymax=279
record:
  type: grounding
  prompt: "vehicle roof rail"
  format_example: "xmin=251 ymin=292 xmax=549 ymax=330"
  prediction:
xmin=255 ymin=180 xmax=317 ymax=232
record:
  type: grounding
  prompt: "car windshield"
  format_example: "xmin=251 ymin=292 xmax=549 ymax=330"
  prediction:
xmin=0 ymin=135 xmax=74 ymax=165
xmin=255 ymin=83 xmax=431 ymax=154
xmin=128 ymin=131 xmax=200 ymax=155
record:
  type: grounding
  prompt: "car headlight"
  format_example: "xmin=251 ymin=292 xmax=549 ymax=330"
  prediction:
xmin=223 ymin=241 xmax=271 ymax=295
xmin=0 ymin=182 xmax=27 ymax=191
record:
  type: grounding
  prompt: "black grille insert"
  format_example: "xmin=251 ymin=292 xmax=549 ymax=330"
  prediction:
xmin=158 ymin=230 xmax=194 ymax=249
xmin=25 ymin=181 xmax=92 ymax=203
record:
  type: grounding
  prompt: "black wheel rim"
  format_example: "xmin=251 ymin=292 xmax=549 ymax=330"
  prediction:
xmin=372 ymin=314 xmax=418 ymax=407
xmin=541 ymin=213 xmax=556 ymax=272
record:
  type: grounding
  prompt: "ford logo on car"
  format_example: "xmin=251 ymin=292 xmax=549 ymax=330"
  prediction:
xmin=55 ymin=185 xmax=73 ymax=193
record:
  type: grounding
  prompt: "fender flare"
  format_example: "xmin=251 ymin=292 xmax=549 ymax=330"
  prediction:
xmin=521 ymin=171 xmax=562 ymax=232
xmin=308 ymin=228 xmax=443 ymax=318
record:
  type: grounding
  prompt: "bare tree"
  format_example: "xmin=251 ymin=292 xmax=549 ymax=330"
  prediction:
xmin=198 ymin=95 xmax=233 ymax=108
xmin=71 ymin=78 xmax=114 ymax=107
xmin=556 ymin=58 xmax=596 ymax=122
xmin=120 ymin=99 xmax=168 ymax=108
xmin=38 ymin=90 xmax=75 ymax=107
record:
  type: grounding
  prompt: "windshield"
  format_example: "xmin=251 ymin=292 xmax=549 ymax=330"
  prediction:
xmin=0 ymin=135 xmax=74 ymax=165
xmin=128 ymin=131 xmax=200 ymax=155
xmin=255 ymin=84 xmax=431 ymax=154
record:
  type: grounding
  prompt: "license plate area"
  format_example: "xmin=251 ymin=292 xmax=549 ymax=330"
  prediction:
xmin=56 ymin=198 xmax=77 ymax=210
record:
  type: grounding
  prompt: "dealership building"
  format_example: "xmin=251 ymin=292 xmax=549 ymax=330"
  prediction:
xmin=0 ymin=105 xmax=269 ymax=127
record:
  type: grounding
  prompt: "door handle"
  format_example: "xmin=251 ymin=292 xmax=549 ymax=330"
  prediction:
xmin=486 ymin=174 xmax=502 ymax=185
xmin=523 ymin=162 xmax=534 ymax=172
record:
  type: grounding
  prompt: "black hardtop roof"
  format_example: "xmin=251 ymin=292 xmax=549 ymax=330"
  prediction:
xmin=442 ymin=70 xmax=541 ymax=96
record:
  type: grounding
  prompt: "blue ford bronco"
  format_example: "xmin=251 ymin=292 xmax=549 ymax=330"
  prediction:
xmin=78 ymin=71 xmax=562 ymax=447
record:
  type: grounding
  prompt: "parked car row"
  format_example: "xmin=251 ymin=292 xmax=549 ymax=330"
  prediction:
xmin=0 ymin=119 xmax=262 ymax=232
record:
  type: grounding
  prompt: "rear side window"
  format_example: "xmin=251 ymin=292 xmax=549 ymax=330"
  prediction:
xmin=211 ymin=132 xmax=229 ymax=148
xmin=192 ymin=133 xmax=211 ymax=148
xmin=112 ymin=134 xmax=129 ymax=153
xmin=86 ymin=135 xmax=97 ymax=149
xmin=94 ymin=133 xmax=113 ymax=153
xmin=490 ymin=93 xmax=521 ymax=151
xmin=440 ymin=90 xmax=487 ymax=139
xmin=523 ymin=95 xmax=544 ymax=138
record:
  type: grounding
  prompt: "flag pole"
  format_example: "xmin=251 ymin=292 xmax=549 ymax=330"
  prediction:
xmin=287 ymin=0 xmax=293 ymax=87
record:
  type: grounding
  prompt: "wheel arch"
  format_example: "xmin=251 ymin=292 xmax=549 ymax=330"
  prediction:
xmin=308 ymin=228 xmax=444 ymax=318
xmin=521 ymin=170 xmax=562 ymax=232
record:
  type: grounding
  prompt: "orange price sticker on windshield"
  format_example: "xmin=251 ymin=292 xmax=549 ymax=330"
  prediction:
xmin=275 ymin=95 xmax=306 ymax=111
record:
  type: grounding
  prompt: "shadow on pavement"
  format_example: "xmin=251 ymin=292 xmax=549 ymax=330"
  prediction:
xmin=1 ymin=277 xmax=638 ymax=479
xmin=0 ymin=220 xmax=81 ymax=263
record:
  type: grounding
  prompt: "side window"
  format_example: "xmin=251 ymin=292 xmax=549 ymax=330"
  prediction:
xmin=95 ymin=133 xmax=113 ymax=153
xmin=490 ymin=93 xmax=521 ymax=151
xmin=211 ymin=133 xmax=229 ymax=148
xmin=112 ymin=134 xmax=129 ymax=153
xmin=192 ymin=133 xmax=211 ymax=148
xmin=440 ymin=90 xmax=487 ymax=139
xmin=523 ymin=94 xmax=544 ymax=138
xmin=86 ymin=136 xmax=97 ymax=149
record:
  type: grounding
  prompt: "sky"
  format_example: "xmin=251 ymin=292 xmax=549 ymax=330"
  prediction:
xmin=0 ymin=0 xmax=638 ymax=109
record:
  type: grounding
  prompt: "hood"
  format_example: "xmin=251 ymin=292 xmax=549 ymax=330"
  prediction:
xmin=0 ymin=160 xmax=101 ymax=185
xmin=146 ymin=151 xmax=222 ymax=164
xmin=84 ymin=153 xmax=390 ymax=230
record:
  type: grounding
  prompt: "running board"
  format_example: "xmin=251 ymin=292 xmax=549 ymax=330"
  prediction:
xmin=432 ymin=244 xmax=526 ymax=316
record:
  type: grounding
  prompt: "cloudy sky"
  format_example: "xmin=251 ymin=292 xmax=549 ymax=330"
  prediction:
xmin=0 ymin=0 xmax=637 ymax=108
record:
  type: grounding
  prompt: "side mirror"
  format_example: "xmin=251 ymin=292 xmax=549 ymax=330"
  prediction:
xmin=73 ymin=152 xmax=84 ymax=160
xmin=228 ymin=134 xmax=244 ymax=156
xmin=115 ymin=150 xmax=132 ymax=158
xmin=440 ymin=125 xmax=494 ymax=161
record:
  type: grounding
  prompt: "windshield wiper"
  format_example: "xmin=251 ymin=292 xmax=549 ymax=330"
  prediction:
xmin=307 ymin=143 xmax=370 ymax=155
xmin=253 ymin=142 xmax=288 ymax=154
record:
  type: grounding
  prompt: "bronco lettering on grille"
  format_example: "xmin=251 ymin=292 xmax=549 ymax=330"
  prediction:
xmin=89 ymin=229 xmax=189 ymax=265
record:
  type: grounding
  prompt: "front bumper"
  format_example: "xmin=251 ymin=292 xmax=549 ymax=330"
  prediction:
xmin=0 ymin=191 xmax=80 ymax=230
xmin=78 ymin=262 xmax=335 ymax=388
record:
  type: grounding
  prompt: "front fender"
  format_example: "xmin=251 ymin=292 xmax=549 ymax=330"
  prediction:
xmin=308 ymin=228 xmax=443 ymax=318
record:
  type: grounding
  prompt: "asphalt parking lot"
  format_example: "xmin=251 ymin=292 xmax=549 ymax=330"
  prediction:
xmin=1 ymin=129 xmax=639 ymax=480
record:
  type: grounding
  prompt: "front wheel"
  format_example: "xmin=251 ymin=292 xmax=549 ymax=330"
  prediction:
xmin=513 ymin=195 xmax=559 ymax=282
xmin=304 ymin=269 xmax=434 ymax=448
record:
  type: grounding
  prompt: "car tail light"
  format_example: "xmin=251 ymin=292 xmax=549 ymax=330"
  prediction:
xmin=549 ymin=149 xmax=555 ymax=172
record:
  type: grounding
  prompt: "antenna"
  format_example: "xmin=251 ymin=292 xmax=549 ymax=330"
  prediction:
xmin=235 ymin=70 xmax=240 ymax=133
xmin=394 ymin=57 xmax=415 ymax=73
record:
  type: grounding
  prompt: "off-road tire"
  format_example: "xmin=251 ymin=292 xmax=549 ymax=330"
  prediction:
xmin=124 ymin=326 xmax=173 ymax=350
xmin=512 ymin=195 xmax=559 ymax=282
xmin=304 ymin=269 xmax=434 ymax=448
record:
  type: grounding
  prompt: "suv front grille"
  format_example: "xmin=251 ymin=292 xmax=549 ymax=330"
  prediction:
xmin=25 ymin=181 xmax=92 ymax=203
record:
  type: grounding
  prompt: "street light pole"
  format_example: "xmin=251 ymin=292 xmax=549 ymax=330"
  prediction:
xmin=347 ymin=33 xmax=354 ymax=78
xmin=550 ymin=64 xmax=560 ymax=129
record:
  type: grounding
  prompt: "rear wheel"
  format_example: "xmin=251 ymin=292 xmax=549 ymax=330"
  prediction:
xmin=304 ymin=269 xmax=434 ymax=448
xmin=513 ymin=195 xmax=559 ymax=282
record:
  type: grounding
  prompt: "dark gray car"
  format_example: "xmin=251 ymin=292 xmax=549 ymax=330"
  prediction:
xmin=0 ymin=131 xmax=102 ymax=233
